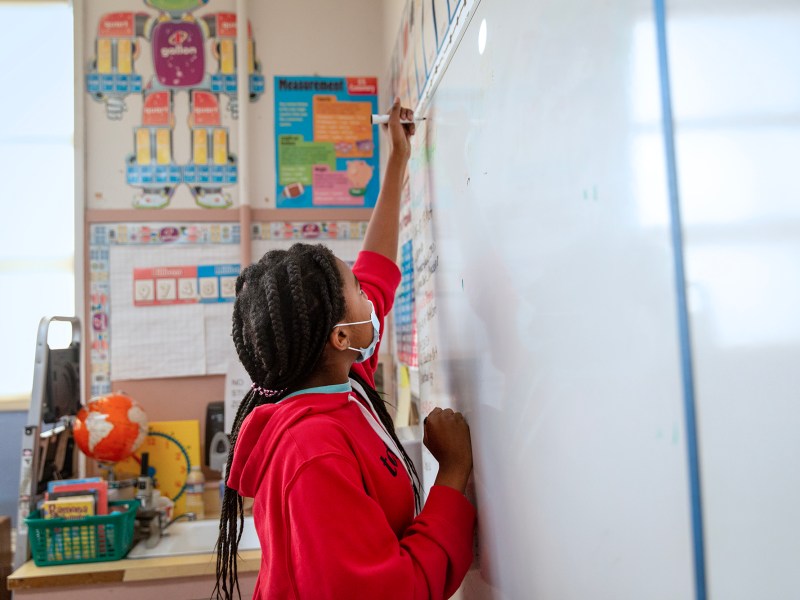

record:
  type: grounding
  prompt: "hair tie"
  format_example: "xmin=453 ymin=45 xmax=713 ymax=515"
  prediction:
xmin=251 ymin=383 xmax=281 ymax=398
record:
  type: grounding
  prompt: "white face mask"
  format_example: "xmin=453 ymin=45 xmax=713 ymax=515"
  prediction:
xmin=335 ymin=300 xmax=380 ymax=363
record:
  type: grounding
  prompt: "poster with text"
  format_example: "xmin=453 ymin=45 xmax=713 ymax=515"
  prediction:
xmin=274 ymin=76 xmax=380 ymax=208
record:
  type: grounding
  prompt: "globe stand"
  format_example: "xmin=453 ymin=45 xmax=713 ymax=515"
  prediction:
xmin=95 ymin=457 xmax=162 ymax=549
xmin=96 ymin=461 xmax=115 ymax=479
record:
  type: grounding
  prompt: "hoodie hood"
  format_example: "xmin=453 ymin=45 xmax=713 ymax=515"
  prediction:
xmin=226 ymin=391 xmax=351 ymax=498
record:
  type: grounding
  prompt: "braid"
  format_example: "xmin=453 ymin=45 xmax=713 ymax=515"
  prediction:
xmin=232 ymin=263 xmax=271 ymax=385
xmin=311 ymin=251 xmax=343 ymax=355
xmin=285 ymin=259 xmax=310 ymax=368
xmin=313 ymin=251 xmax=344 ymax=314
xmin=232 ymin=300 xmax=264 ymax=387
xmin=215 ymin=243 xmax=345 ymax=600
xmin=234 ymin=261 xmax=262 ymax=295
xmin=262 ymin=272 xmax=289 ymax=380
xmin=215 ymin=493 xmax=244 ymax=599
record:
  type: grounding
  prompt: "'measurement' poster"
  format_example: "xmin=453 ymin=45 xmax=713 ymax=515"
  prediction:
xmin=274 ymin=76 xmax=380 ymax=208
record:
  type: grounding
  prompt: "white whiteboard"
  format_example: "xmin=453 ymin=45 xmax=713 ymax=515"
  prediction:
xmin=410 ymin=0 xmax=697 ymax=597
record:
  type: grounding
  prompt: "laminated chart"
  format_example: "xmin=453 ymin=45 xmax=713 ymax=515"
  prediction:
xmin=133 ymin=264 xmax=239 ymax=306
xmin=396 ymin=239 xmax=418 ymax=366
xmin=275 ymin=76 xmax=380 ymax=208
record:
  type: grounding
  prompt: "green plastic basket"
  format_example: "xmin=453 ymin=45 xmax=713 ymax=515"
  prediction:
xmin=25 ymin=499 xmax=140 ymax=566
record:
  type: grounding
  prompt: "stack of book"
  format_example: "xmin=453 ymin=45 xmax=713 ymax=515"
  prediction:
xmin=40 ymin=478 xmax=109 ymax=562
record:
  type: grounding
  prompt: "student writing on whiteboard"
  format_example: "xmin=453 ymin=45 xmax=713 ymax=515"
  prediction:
xmin=214 ymin=99 xmax=476 ymax=600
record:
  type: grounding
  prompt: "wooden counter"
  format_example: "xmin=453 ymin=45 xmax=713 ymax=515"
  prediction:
xmin=7 ymin=549 xmax=260 ymax=599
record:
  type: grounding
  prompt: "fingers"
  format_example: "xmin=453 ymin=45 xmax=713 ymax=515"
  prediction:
xmin=425 ymin=406 xmax=464 ymax=422
xmin=400 ymin=107 xmax=416 ymax=137
xmin=385 ymin=99 xmax=414 ymax=122
xmin=385 ymin=100 xmax=416 ymax=136
xmin=384 ymin=97 xmax=401 ymax=126
xmin=423 ymin=406 xmax=472 ymax=476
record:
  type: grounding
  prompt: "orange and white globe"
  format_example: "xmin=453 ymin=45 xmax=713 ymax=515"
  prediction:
xmin=74 ymin=392 xmax=148 ymax=463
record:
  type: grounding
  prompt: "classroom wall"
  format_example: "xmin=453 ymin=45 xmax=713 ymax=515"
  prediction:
xmin=83 ymin=0 xmax=385 ymax=210
xmin=381 ymin=0 xmax=407 ymax=80
xmin=79 ymin=0 xmax=387 ymax=450
xmin=245 ymin=0 xmax=385 ymax=208
xmin=0 ymin=411 xmax=26 ymax=525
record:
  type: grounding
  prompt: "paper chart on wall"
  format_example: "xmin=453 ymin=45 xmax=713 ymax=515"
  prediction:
xmin=274 ymin=76 xmax=380 ymax=209
xmin=389 ymin=0 xmax=477 ymax=113
xmin=404 ymin=119 xmax=446 ymax=498
xmin=109 ymin=244 xmax=240 ymax=380
xmin=250 ymin=220 xmax=366 ymax=265
xmin=251 ymin=237 xmax=362 ymax=266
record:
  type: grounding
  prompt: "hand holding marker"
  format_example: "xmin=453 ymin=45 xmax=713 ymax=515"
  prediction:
xmin=376 ymin=99 xmax=417 ymax=159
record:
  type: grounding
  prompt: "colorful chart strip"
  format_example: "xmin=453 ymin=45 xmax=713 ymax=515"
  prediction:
xmin=133 ymin=263 xmax=240 ymax=307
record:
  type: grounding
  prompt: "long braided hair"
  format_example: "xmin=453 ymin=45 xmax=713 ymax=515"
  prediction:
xmin=213 ymin=243 xmax=421 ymax=600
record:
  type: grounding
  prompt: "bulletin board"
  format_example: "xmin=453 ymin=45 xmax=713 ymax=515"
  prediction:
xmin=91 ymin=221 xmax=367 ymax=399
xmin=89 ymin=223 xmax=241 ymax=395
xmin=108 ymin=244 xmax=240 ymax=381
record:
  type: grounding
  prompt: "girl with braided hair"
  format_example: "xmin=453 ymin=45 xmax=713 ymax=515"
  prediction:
xmin=215 ymin=99 xmax=476 ymax=600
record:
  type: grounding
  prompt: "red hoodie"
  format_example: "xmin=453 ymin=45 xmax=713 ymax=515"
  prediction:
xmin=227 ymin=251 xmax=476 ymax=599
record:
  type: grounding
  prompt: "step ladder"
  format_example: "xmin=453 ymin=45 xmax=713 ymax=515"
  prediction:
xmin=14 ymin=316 xmax=82 ymax=569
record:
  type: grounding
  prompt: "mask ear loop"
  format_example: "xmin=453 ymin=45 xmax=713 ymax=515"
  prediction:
xmin=335 ymin=300 xmax=379 ymax=362
xmin=333 ymin=322 xmax=375 ymax=358
xmin=336 ymin=299 xmax=377 ymax=328
xmin=332 ymin=321 xmax=368 ymax=353
xmin=334 ymin=318 xmax=372 ymax=327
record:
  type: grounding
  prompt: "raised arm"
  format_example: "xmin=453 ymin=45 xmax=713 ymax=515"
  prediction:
xmin=361 ymin=98 xmax=416 ymax=263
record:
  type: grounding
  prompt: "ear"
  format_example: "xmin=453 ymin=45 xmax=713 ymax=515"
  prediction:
xmin=328 ymin=325 xmax=350 ymax=352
